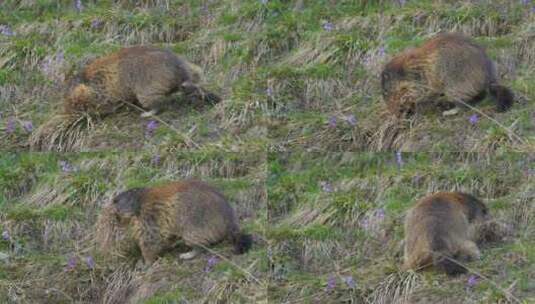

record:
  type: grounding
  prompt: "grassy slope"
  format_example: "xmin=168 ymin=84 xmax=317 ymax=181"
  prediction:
xmin=1 ymin=0 xmax=270 ymax=152
xmin=0 ymin=1 xmax=532 ymax=152
xmin=268 ymin=152 xmax=534 ymax=303
xmin=0 ymin=152 xmax=267 ymax=303
xmin=265 ymin=0 xmax=535 ymax=152
xmin=0 ymin=0 xmax=534 ymax=303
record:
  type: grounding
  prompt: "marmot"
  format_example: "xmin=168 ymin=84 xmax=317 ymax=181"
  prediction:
xmin=381 ymin=33 xmax=514 ymax=117
xmin=65 ymin=46 xmax=221 ymax=117
xmin=107 ymin=180 xmax=252 ymax=264
xmin=403 ymin=192 xmax=490 ymax=275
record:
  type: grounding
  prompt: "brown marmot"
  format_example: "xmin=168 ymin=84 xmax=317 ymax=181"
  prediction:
xmin=65 ymin=46 xmax=221 ymax=117
xmin=403 ymin=192 xmax=490 ymax=275
xmin=381 ymin=33 xmax=514 ymax=117
xmin=106 ymin=180 xmax=252 ymax=264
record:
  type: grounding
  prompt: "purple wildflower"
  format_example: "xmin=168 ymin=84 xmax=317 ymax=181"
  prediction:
xmin=467 ymin=275 xmax=478 ymax=287
xmin=532 ymin=5 xmax=535 ymax=13
xmin=147 ymin=120 xmax=159 ymax=130
xmin=413 ymin=14 xmax=424 ymax=23
xmin=91 ymin=19 xmax=103 ymax=29
xmin=320 ymin=181 xmax=333 ymax=193
xmin=361 ymin=209 xmax=386 ymax=232
xmin=151 ymin=154 xmax=161 ymax=166
xmin=469 ymin=114 xmax=479 ymax=125
xmin=0 ymin=25 xmax=14 ymax=36
xmin=521 ymin=0 xmax=530 ymax=5
xmin=345 ymin=114 xmax=357 ymax=126
xmin=395 ymin=151 xmax=404 ymax=167
xmin=322 ymin=21 xmax=335 ymax=32
xmin=343 ymin=276 xmax=356 ymax=289
xmin=360 ymin=218 xmax=370 ymax=230
xmin=22 ymin=121 xmax=33 ymax=133
xmin=85 ymin=256 xmax=95 ymax=270
xmin=41 ymin=59 xmax=52 ymax=76
xmin=6 ymin=117 xmax=16 ymax=134
xmin=2 ymin=230 xmax=10 ymax=241
xmin=398 ymin=0 xmax=407 ymax=6
xmin=145 ymin=120 xmax=159 ymax=137
xmin=59 ymin=160 xmax=74 ymax=173
xmin=41 ymin=52 xmax=66 ymax=82
xmin=375 ymin=208 xmax=385 ymax=220
xmin=64 ymin=256 xmax=77 ymax=272
xmin=204 ymin=255 xmax=219 ymax=272
xmin=325 ymin=275 xmax=336 ymax=292
xmin=201 ymin=2 xmax=209 ymax=15
xmin=328 ymin=116 xmax=337 ymax=128
xmin=74 ymin=0 xmax=84 ymax=12
xmin=266 ymin=87 xmax=273 ymax=98
xmin=378 ymin=46 xmax=386 ymax=57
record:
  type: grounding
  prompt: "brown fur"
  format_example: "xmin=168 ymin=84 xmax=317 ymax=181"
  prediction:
xmin=64 ymin=46 xmax=220 ymax=115
xmin=106 ymin=180 xmax=251 ymax=264
xmin=403 ymin=192 xmax=490 ymax=275
xmin=382 ymin=33 xmax=514 ymax=116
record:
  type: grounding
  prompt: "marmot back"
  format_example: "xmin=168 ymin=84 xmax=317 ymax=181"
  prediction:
xmin=381 ymin=33 xmax=514 ymax=116
xmin=64 ymin=46 xmax=220 ymax=116
xmin=105 ymin=180 xmax=252 ymax=264
xmin=403 ymin=192 xmax=490 ymax=275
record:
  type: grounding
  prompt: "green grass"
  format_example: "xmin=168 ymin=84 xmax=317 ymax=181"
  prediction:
xmin=1 ymin=0 xmax=531 ymax=152
xmin=0 ymin=152 xmax=267 ymax=302
xmin=268 ymin=152 xmax=534 ymax=302
xmin=1 ymin=0 xmax=534 ymax=303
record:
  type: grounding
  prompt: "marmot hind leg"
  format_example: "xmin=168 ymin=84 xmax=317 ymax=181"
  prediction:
xmin=458 ymin=240 xmax=481 ymax=261
xmin=179 ymin=248 xmax=200 ymax=260
xmin=489 ymin=84 xmax=514 ymax=112
xmin=442 ymin=90 xmax=486 ymax=116
xmin=137 ymin=93 xmax=179 ymax=117
xmin=467 ymin=90 xmax=487 ymax=105
xmin=442 ymin=107 xmax=460 ymax=116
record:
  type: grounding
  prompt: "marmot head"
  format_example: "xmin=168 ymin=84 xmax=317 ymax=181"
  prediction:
xmin=180 ymin=62 xmax=221 ymax=105
xmin=381 ymin=49 xmax=428 ymax=116
xmin=381 ymin=65 xmax=404 ymax=101
xmin=64 ymin=84 xmax=96 ymax=113
xmin=111 ymin=188 xmax=146 ymax=224
xmin=382 ymin=79 xmax=424 ymax=116
xmin=457 ymin=193 xmax=490 ymax=224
